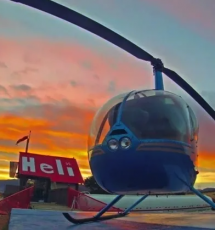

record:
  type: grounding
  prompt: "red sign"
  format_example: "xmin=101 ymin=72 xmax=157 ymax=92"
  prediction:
xmin=18 ymin=152 xmax=84 ymax=184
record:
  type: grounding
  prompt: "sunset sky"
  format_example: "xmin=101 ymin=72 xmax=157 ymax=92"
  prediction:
xmin=0 ymin=0 xmax=215 ymax=189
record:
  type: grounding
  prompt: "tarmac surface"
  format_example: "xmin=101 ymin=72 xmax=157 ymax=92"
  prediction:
xmin=9 ymin=209 xmax=215 ymax=230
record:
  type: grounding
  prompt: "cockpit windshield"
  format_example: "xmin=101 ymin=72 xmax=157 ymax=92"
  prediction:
xmin=120 ymin=91 xmax=191 ymax=142
xmin=88 ymin=90 xmax=193 ymax=150
xmin=88 ymin=92 xmax=127 ymax=150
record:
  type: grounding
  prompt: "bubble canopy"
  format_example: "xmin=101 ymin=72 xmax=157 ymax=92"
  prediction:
xmin=88 ymin=90 xmax=198 ymax=152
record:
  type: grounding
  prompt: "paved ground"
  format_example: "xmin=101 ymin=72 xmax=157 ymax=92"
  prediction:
xmin=9 ymin=209 xmax=215 ymax=230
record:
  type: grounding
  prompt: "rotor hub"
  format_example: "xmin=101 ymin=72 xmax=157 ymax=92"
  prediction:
xmin=151 ymin=58 xmax=164 ymax=72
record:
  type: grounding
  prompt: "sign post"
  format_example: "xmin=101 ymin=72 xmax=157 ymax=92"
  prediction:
xmin=25 ymin=131 xmax=31 ymax=153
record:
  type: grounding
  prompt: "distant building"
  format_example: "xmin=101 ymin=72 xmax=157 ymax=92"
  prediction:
xmin=78 ymin=184 xmax=91 ymax=193
xmin=3 ymin=185 xmax=20 ymax=198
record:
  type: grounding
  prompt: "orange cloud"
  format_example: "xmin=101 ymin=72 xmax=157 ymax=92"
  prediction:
xmin=196 ymin=165 xmax=215 ymax=185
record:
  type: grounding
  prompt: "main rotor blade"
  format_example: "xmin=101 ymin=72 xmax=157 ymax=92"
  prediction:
xmin=10 ymin=0 xmax=215 ymax=121
xmin=10 ymin=0 xmax=154 ymax=62
xmin=163 ymin=67 xmax=215 ymax=120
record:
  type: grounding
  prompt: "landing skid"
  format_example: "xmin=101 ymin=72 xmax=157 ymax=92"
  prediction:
xmin=63 ymin=175 xmax=215 ymax=225
xmin=63 ymin=194 xmax=149 ymax=224
xmin=63 ymin=212 xmax=127 ymax=224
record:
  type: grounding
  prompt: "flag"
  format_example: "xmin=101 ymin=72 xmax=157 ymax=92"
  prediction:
xmin=16 ymin=136 xmax=28 ymax=145
xmin=16 ymin=131 xmax=32 ymax=153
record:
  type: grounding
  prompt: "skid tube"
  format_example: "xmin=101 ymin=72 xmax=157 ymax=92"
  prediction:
xmin=63 ymin=193 xmax=149 ymax=224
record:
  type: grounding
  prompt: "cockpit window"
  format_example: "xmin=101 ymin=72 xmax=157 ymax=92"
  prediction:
xmin=164 ymin=97 xmax=175 ymax=104
xmin=120 ymin=94 xmax=191 ymax=142
xmin=88 ymin=93 xmax=126 ymax=150
xmin=188 ymin=107 xmax=198 ymax=133
xmin=188 ymin=106 xmax=199 ymax=141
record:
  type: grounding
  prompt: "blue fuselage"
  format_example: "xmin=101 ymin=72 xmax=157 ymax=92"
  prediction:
xmin=88 ymin=90 xmax=199 ymax=195
xmin=90 ymin=139 xmax=198 ymax=195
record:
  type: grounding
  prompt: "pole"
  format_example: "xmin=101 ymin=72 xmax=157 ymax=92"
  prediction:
xmin=25 ymin=130 xmax=31 ymax=153
xmin=20 ymin=131 xmax=31 ymax=191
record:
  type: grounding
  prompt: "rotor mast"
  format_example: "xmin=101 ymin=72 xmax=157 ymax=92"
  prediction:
xmin=152 ymin=58 xmax=164 ymax=90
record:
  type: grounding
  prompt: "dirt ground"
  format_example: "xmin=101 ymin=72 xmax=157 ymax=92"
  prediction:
xmin=0 ymin=215 xmax=9 ymax=230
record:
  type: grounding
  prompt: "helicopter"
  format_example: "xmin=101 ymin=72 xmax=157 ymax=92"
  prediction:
xmin=10 ymin=0 xmax=215 ymax=225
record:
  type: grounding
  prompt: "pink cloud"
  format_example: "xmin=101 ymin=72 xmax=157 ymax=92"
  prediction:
xmin=0 ymin=38 xmax=152 ymax=108
xmin=0 ymin=15 xmax=23 ymax=28
xmin=147 ymin=0 xmax=215 ymax=40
